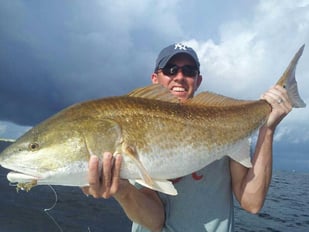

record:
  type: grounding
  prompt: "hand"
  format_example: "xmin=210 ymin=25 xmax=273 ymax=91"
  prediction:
xmin=82 ymin=152 xmax=130 ymax=199
xmin=260 ymin=85 xmax=292 ymax=130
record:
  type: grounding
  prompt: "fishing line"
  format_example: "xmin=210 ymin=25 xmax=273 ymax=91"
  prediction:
xmin=10 ymin=183 xmax=63 ymax=231
xmin=43 ymin=186 xmax=93 ymax=232
xmin=9 ymin=183 xmax=17 ymax=187
xmin=44 ymin=185 xmax=63 ymax=232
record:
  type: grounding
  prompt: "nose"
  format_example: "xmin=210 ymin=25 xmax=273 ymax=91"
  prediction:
xmin=172 ymin=69 xmax=185 ymax=81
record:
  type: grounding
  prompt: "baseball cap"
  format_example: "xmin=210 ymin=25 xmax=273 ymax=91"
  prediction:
xmin=154 ymin=43 xmax=200 ymax=72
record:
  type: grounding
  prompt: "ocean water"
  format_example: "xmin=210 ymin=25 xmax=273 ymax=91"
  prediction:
xmin=1 ymin=169 xmax=308 ymax=232
xmin=0 ymin=141 xmax=308 ymax=231
xmin=234 ymin=171 xmax=309 ymax=232
xmin=0 ymin=166 xmax=131 ymax=231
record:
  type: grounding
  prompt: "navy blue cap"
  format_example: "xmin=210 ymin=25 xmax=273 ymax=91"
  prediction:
xmin=154 ymin=43 xmax=200 ymax=71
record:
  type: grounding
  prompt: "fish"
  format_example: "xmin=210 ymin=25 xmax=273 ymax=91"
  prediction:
xmin=0 ymin=45 xmax=306 ymax=195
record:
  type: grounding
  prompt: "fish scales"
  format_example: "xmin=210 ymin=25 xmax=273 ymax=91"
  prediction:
xmin=56 ymin=96 xmax=269 ymax=154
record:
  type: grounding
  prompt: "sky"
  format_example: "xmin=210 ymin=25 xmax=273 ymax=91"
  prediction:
xmin=0 ymin=0 xmax=308 ymax=172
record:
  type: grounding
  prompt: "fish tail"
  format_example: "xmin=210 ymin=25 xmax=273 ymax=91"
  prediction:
xmin=276 ymin=44 xmax=306 ymax=108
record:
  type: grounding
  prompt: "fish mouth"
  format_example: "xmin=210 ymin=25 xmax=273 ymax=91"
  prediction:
xmin=0 ymin=163 xmax=40 ymax=183
xmin=7 ymin=171 xmax=38 ymax=191
xmin=7 ymin=171 xmax=38 ymax=183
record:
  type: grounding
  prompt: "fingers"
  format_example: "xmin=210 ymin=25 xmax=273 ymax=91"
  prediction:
xmin=84 ymin=152 xmax=123 ymax=199
xmin=81 ymin=155 xmax=100 ymax=196
xmin=260 ymin=85 xmax=292 ymax=128
xmin=261 ymin=85 xmax=282 ymax=102
xmin=261 ymin=85 xmax=290 ymax=107
xmin=88 ymin=155 xmax=101 ymax=196
xmin=103 ymin=152 xmax=113 ymax=192
xmin=110 ymin=154 xmax=122 ymax=194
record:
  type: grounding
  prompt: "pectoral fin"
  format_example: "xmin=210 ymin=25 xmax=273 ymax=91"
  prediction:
xmin=83 ymin=119 xmax=123 ymax=158
xmin=124 ymin=145 xmax=177 ymax=195
xmin=123 ymin=145 xmax=154 ymax=184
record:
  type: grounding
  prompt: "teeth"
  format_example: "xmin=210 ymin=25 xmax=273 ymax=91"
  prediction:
xmin=172 ymin=87 xmax=185 ymax=92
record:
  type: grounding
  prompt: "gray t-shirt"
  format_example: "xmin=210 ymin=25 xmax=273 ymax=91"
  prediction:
xmin=131 ymin=156 xmax=234 ymax=232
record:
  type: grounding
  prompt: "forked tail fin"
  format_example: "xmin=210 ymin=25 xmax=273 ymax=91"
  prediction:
xmin=276 ymin=44 xmax=306 ymax=108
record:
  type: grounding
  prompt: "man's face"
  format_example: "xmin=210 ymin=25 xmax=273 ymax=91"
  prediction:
xmin=152 ymin=54 xmax=202 ymax=101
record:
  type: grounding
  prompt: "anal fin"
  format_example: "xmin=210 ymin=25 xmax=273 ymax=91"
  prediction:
xmin=134 ymin=179 xmax=178 ymax=196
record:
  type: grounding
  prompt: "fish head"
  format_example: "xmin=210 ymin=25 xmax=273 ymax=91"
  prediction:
xmin=0 ymin=120 xmax=89 ymax=190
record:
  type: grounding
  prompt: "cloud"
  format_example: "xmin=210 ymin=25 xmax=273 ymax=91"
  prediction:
xmin=0 ymin=0 xmax=187 ymax=126
xmin=0 ymin=121 xmax=30 ymax=139
xmin=186 ymin=0 xmax=309 ymax=98
xmin=0 ymin=0 xmax=308 ymax=148
xmin=0 ymin=0 xmax=265 ymax=126
xmin=0 ymin=124 xmax=6 ymax=135
xmin=0 ymin=0 xmax=308 ymax=172
xmin=184 ymin=0 xmax=309 ymax=144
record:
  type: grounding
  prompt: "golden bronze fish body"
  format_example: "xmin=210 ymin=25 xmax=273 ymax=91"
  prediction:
xmin=0 ymin=45 xmax=306 ymax=195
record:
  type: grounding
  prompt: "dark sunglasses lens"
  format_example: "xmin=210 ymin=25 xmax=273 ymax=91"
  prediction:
xmin=162 ymin=65 xmax=178 ymax=76
xmin=182 ymin=65 xmax=198 ymax=77
xmin=161 ymin=65 xmax=198 ymax=77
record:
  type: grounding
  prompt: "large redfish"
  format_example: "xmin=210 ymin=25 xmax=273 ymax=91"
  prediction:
xmin=0 ymin=45 xmax=306 ymax=195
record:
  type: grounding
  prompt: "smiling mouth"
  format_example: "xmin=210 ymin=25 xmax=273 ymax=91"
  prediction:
xmin=172 ymin=86 xmax=186 ymax=92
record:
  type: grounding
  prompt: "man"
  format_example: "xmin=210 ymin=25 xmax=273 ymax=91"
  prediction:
xmin=82 ymin=43 xmax=292 ymax=231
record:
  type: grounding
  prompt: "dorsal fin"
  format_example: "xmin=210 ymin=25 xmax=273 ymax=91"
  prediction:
xmin=186 ymin=92 xmax=253 ymax=106
xmin=128 ymin=84 xmax=254 ymax=106
xmin=128 ymin=84 xmax=180 ymax=103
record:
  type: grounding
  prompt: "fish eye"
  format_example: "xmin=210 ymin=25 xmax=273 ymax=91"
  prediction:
xmin=28 ymin=143 xmax=40 ymax=151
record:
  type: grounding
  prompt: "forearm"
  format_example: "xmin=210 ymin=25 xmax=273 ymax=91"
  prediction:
xmin=83 ymin=153 xmax=165 ymax=231
xmin=114 ymin=184 xmax=165 ymax=232
xmin=240 ymin=125 xmax=274 ymax=213
xmin=232 ymin=85 xmax=291 ymax=213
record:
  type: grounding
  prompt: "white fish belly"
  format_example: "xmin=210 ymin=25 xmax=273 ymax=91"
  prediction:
xmin=120 ymin=138 xmax=250 ymax=180
xmin=120 ymin=145 xmax=219 ymax=180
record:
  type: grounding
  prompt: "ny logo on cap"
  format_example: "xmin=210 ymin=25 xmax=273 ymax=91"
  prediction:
xmin=174 ymin=43 xmax=187 ymax=50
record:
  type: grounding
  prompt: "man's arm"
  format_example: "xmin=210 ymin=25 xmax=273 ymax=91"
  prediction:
xmin=231 ymin=85 xmax=292 ymax=213
xmin=82 ymin=153 xmax=165 ymax=232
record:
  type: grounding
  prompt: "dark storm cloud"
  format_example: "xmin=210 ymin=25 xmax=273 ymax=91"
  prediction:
xmin=0 ymin=1 xmax=182 ymax=126
xmin=1 ymin=0 xmax=308 ymax=172
xmin=0 ymin=0 xmax=262 ymax=126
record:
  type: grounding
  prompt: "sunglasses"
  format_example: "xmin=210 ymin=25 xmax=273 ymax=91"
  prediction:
xmin=158 ymin=64 xmax=199 ymax=78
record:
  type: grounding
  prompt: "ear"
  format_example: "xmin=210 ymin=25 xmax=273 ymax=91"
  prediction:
xmin=151 ymin=73 xmax=159 ymax=84
xmin=195 ymin=75 xmax=203 ymax=90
